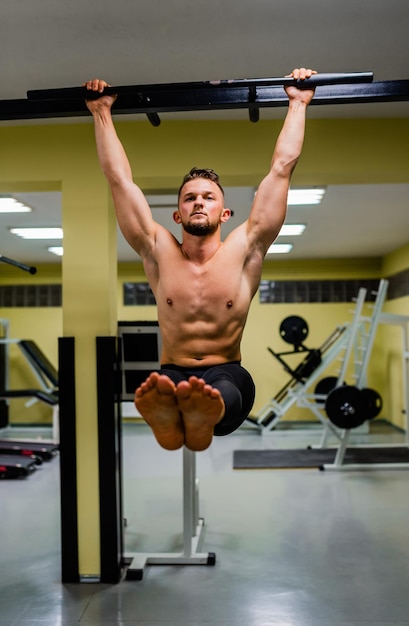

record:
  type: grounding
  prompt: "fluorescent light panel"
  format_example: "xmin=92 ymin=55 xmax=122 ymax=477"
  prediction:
xmin=0 ymin=196 xmax=32 ymax=213
xmin=254 ymin=187 xmax=325 ymax=205
xmin=267 ymin=243 xmax=293 ymax=254
xmin=278 ymin=224 xmax=305 ymax=236
xmin=48 ymin=246 xmax=63 ymax=256
xmin=10 ymin=227 xmax=63 ymax=239
xmin=287 ymin=188 xmax=325 ymax=205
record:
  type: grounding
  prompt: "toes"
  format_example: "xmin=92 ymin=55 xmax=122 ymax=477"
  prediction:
xmin=156 ymin=375 xmax=177 ymax=395
xmin=188 ymin=376 xmax=206 ymax=391
xmin=176 ymin=380 xmax=192 ymax=398
xmin=135 ymin=373 xmax=176 ymax=398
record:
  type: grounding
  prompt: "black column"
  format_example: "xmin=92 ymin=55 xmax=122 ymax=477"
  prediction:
xmin=58 ymin=337 xmax=79 ymax=582
xmin=96 ymin=336 xmax=124 ymax=583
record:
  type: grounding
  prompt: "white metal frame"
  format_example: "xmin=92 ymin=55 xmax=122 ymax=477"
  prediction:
xmin=125 ymin=447 xmax=216 ymax=580
xmin=322 ymin=306 xmax=409 ymax=471
xmin=0 ymin=330 xmax=59 ymax=443
xmin=254 ymin=286 xmax=369 ymax=434
xmin=252 ymin=279 xmax=409 ymax=470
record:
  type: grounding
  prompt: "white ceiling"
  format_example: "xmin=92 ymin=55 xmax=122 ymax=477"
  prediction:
xmin=0 ymin=0 xmax=408 ymax=267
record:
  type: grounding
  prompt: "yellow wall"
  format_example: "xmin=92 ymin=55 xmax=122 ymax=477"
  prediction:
xmin=0 ymin=264 xmax=62 ymax=423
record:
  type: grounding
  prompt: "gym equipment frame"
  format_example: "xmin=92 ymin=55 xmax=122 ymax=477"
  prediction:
xmin=251 ymin=285 xmax=370 ymax=436
xmin=125 ymin=446 xmax=216 ymax=581
xmin=297 ymin=281 xmax=389 ymax=445
xmin=319 ymin=305 xmax=409 ymax=471
xmin=252 ymin=279 xmax=408 ymax=442
xmin=116 ymin=324 xmax=215 ymax=580
xmin=0 ymin=72 xmax=408 ymax=123
xmin=253 ymin=279 xmax=409 ymax=471
xmin=0 ymin=334 xmax=59 ymax=442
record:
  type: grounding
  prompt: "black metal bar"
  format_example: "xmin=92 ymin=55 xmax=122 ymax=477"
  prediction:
xmin=0 ymin=254 xmax=37 ymax=274
xmin=27 ymin=72 xmax=374 ymax=101
xmin=58 ymin=337 xmax=79 ymax=583
xmin=146 ymin=112 xmax=161 ymax=127
xmin=0 ymin=79 xmax=407 ymax=122
xmin=96 ymin=336 xmax=124 ymax=584
xmin=248 ymin=85 xmax=259 ymax=123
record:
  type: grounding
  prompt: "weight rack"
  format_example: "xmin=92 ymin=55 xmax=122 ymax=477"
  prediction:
xmin=252 ymin=285 xmax=370 ymax=435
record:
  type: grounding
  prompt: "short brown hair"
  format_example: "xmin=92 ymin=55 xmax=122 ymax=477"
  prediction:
xmin=178 ymin=167 xmax=224 ymax=198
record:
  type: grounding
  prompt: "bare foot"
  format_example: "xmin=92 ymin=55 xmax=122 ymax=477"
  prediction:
xmin=134 ymin=373 xmax=184 ymax=450
xmin=176 ymin=376 xmax=225 ymax=451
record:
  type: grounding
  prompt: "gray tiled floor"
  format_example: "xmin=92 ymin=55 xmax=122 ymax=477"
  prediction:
xmin=1 ymin=422 xmax=409 ymax=625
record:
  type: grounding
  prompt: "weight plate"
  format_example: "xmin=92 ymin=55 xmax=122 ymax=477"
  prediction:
xmin=314 ymin=376 xmax=339 ymax=403
xmin=279 ymin=315 xmax=309 ymax=346
xmin=360 ymin=388 xmax=383 ymax=420
xmin=325 ymin=385 xmax=367 ymax=429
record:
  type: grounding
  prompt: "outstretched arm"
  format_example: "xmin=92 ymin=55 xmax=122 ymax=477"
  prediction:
xmin=246 ymin=68 xmax=316 ymax=256
xmin=84 ymin=79 xmax=157 ymax=258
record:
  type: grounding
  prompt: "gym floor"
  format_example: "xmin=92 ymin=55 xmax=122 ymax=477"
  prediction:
xmin=1 ymin=421 xmax=409 ymax=626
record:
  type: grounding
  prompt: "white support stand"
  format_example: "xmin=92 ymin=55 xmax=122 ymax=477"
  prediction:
xmin=125 ymin=447 xmax=216 ymax=581
xmin=52 ymin=404 xmax=60 ymax=444
xmin=322 ymin=284 xmax=409 ymax=471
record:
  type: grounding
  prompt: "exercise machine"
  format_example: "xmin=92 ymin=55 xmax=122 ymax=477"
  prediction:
xmin=0 ymin=256 xmax=59 ymax=477
xmin=0 ymin=440 xmax=58 ymax=462
xmin=0 ymin=328 xmax=59 ymax=476
xmin=125 ymin=446 xmax=216 ymax=580
xmin=118 ymin=322 xmax=216 ymax=580
xmin=247 ymin=316 xmax=348 ymax=432
xmin=318 ymin=288 xmax=409 ymax=471
xmin=251 ymin=281 xmax=391 ymax=442
xmin=0 ymin=337 xmax=59 ymax=441
xmin=251 ymin=280 xmax=409 ymax=470
xmin=0 ymin=454 xmax=38 ymax=479
xmin=0 ymin=343 xmax=59 ymax=476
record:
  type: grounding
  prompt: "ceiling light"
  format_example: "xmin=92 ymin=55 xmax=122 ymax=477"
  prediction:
xmin=267 ymin=243 xmax=293 ymax=254
xmin=278 ymin=224 xmax=306 ymax=236
xmin=0 ymin=196 xmax=32 ymax=213
xmin=287 ymin=188 xmax=325 ymax=205
xmin=48 ymin=246 xmax=63 ymax=256
xmin=10 ymin=227 xmax=63 ymax=239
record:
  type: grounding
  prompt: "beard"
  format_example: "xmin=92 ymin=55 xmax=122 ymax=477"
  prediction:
xmin=181 ymin=218 xmax=219 ymax=236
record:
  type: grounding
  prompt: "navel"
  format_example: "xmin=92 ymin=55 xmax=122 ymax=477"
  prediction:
xmin=227 ymin=300 xmax=233 ymax=308
xmin=167 ymin=298 xmax=173 ymax=306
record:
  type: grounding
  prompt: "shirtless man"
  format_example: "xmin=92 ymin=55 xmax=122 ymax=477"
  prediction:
xmin=84 ymin=67 xmax=316 ymax=452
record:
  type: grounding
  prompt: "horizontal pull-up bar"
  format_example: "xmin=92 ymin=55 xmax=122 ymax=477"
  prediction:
xmin=0 ymin=75 xmax=408 ymax=124
xmin=26 ymin=72 xmax=374 ymax=101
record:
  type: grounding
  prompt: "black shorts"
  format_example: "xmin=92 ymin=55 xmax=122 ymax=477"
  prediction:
xmin=159 ymin=361 xmax=255 ymax=436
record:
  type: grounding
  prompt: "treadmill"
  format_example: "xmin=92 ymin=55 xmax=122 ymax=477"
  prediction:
xmin=0 ymin=454 xmax=38 ymax=479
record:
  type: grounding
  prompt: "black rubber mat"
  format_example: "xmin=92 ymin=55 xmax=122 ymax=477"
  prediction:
xmin=233 ymin=447 xmax=409 ymax=469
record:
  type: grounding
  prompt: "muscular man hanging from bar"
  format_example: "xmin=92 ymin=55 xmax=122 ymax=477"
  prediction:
xmin=84 ymin=67 xmax=316 ymax=452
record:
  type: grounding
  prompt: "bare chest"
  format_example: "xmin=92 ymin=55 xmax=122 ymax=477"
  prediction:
xmin=155 ymin=251 xmax=249 ymax=319
xmin=166 ymin=259 xmax=236 ymax=312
